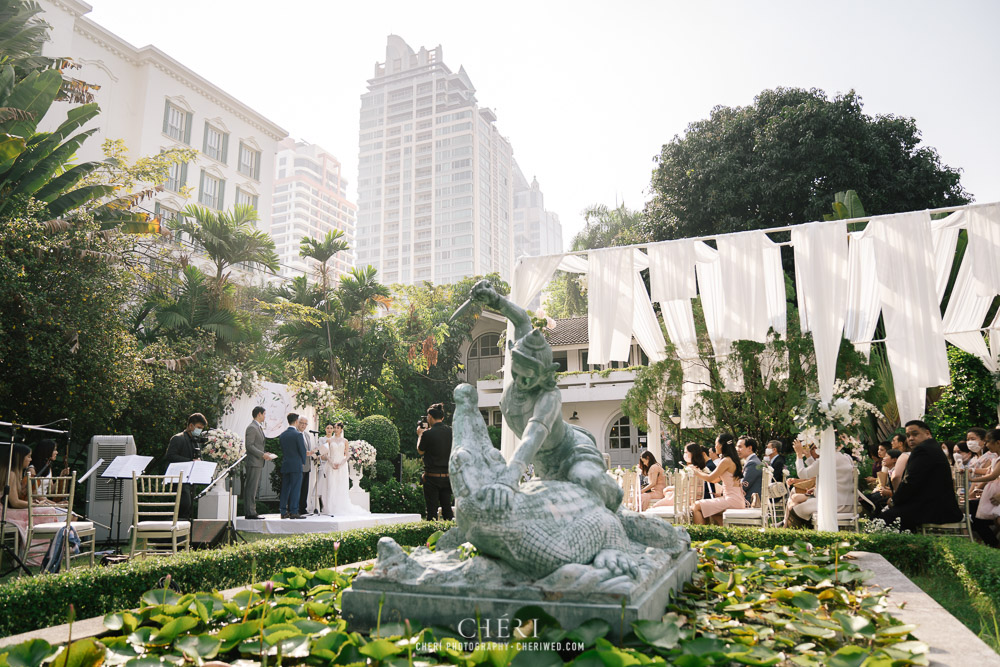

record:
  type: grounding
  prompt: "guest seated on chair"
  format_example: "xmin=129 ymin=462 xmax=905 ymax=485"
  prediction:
xmin=952 ymin=441 xmax=975 ymax=470
xmin=690 ymin=433 xmax=745 ymax=525
xmin=879 ymin=420 xmax=962 ymax=531
xmin=764 ymin=440 xmax=787 ymax=484
xmin=969 ymin=429 xmax=1000 ymax=548
xmin=638 ymin=451 xmax=666 ymax=510
xmin=784 ymin=435 xmax=857 ymax=528
xmin=864 ymin=448 xmax=901 ymax=515
xmin=737 ymin=436 xmax=763 ymax=505
xmin=654 ymin=443 xmax=711 ymax=508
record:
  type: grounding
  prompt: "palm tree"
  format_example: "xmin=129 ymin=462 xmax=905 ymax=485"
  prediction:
xmin=339 ymin=265 xmax=391 ymax=338
xmin=572 ymin=203 xmax=648 ymax=250
xmin=300 ymin=230 xmax=350 ymax=385
xmin=152 ymin=265 xmax=243 ymax=342
xmin=171 ymin=203 xmax=279 ymax=295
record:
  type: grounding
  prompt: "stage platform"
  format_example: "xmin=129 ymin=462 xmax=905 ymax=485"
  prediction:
xmin=233 ymin=512 xmax=422 ymax=535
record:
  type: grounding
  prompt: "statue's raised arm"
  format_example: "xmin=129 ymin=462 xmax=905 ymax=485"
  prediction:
xmin=468 ymin=280 xmax=532 ymax=342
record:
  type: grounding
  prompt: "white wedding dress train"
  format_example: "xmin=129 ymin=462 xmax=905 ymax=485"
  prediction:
xmin=320 ymin=436 xmax=368 ymax=516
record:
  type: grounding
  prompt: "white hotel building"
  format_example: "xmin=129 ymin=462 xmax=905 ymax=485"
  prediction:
xmin=356 ymin=36 xmax=515 ymax=285
xmin=37 ymin=0 xmax=287 ymax=235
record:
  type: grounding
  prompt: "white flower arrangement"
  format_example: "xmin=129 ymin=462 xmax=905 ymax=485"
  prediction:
xmin=792 ymin=377 xmax=884 ymax=440
xmin=860 ymin=516 xmax=909 ymax=534
xmin=291 ymin=379 xmax=337 ymax=414
xmin=348 ymin=439 xmax=377 ymax=469
xmin=218 ymin=366 xmax=263 ymax=414
xmin=201 ymin=428 xmax=246 ymax=470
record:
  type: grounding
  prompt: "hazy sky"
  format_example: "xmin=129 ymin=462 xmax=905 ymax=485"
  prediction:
xmin=83 ymin=0 xmax=1000 ymax=244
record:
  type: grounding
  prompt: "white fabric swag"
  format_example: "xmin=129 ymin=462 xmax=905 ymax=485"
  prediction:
xmin=587 ymin=248 xmax=635 ymax=364
xmin=844 ymin=232 xmax=880 ymax=360
xmin=966 ymin=203 xmax=1000 ymax=297
xmin=865 ymin=211 xmax=950 ymax=424
xmin=791 ymin=220 xmax=850 ymax=532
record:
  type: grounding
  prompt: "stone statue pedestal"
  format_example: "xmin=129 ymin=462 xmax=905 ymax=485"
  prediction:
xmin=341 ymin=536 xmax=698 ymax=634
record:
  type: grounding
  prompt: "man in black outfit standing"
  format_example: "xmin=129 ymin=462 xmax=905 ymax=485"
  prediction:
xmin=881 ymin=419 xmax=962 ymax=531
xmin=165 ymin=412 xmax=207 ymax=521
xmin=417 ymin=403 xmax=453 ymax=520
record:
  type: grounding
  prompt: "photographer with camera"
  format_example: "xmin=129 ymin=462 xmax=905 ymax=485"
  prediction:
xmin=416 ymin=403 xmax=453 ymax=520
xmin=165 ymin=412 xmax=206 ymax=521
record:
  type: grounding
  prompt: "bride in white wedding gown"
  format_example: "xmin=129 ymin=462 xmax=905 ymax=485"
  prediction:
xmin=319 ymin=422 xmax=368 ymax=516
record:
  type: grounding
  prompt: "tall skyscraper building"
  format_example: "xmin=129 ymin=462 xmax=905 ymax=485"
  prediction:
xmin=513 ymin=162 xmax=564 ymax=260
xmin=272 ymin=139 xmax=357 ymax=282
xmin=356 ymin=36 xmax=514 ymax=285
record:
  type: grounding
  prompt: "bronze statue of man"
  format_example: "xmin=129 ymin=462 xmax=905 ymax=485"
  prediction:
xmin=467 ymin=280 xmax=624 ymax=513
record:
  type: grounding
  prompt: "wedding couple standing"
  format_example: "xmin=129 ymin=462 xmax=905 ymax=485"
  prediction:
xmin=245 ymin=407 xmax=366 ymax=519
xmin=308 ymin=421 xmax=367 ymax=516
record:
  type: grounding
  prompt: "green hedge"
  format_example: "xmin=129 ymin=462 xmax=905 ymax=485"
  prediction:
xmin=370 ymin=479 xmax=425 ymax=516
xmin=0 ymin=520 xmax=449 ymax=639
xmin=359 ymin=414 xmax=400 ymax=463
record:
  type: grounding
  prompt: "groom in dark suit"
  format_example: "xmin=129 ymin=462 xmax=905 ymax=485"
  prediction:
xmin=279 ymin=412 xmax=307 ymax=519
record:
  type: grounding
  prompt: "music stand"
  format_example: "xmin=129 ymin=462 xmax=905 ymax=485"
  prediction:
xmin=194 ymin=455 xmax=246 ymax=546
xmin=100 ymin=454 xmax=153 ymax=552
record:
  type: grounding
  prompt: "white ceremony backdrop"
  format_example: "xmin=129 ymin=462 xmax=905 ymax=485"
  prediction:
xmin=502 ymin=201 xmax=1000 ymax=531
xmin=221 ymin=382 xmax=318 ymax=439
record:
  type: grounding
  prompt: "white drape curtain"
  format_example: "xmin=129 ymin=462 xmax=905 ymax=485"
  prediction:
xmin=695 ymin=243 xmax=744 ymax=391
xmin=718 ymin=231 xmax=770 ymax=344
xmin=865 ymin=211 xmax=950 ymax=424
xmin=791 ymin=220 xmax=850 ymax=532
xmin=967 ymin=203 xmax=1000 ymax=297
xmin=844 ymin=232 xmax=881 ymax=360
xmin=587 ymin=248 xmax=635 ymax=364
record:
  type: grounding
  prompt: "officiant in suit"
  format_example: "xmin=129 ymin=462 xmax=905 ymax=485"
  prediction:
xmin=244 ymin=406 xmax=274 ymax=519
xmin=279 ymin=413 xmax=307 ymax=519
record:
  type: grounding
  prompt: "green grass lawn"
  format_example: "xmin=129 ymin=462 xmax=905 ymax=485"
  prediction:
xmin=910 ymin=573 xmax=1000 ymax=654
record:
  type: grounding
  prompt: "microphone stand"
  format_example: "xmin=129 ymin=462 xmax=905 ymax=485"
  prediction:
xmin=195 ymin=454 xmax=247 ymax=546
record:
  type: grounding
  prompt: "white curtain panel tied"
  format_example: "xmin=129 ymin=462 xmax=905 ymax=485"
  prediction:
xmin=866 ymin=211 xmax=950 ymax=423
xmin=943 ymin=241 xmax=998 ymax=373
xmin=718 ymin=231 xmax=771 ymax=344
xmin=694 ymin=243 xmax=744 ymax=391
xmin=648 ymin=239 xmax=698 ymax=302
xmin=762 ymin=237 xmax=787 ymax=338
xmin=791 ymin=220 xmax=850 ymax=532
xmin=931 ymin=211 xmax=963 ymax=302
xmin=587 ymin=247 xmax=635 ymax=365
xmin=966 ymin=203 xmax=1000 ymax=297
xmin=844 ymin=232 xmax=881 ymax=360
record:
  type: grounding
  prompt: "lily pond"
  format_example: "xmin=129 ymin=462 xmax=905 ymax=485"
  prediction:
xmin=0 ymin=540 xmax=929 ymax=666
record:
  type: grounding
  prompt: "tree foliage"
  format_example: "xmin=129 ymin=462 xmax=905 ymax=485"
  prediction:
xmin=645 ymin=87 xmax=971 ymax=240
xmin=926 ymin=346 xmax=1000 ymax=441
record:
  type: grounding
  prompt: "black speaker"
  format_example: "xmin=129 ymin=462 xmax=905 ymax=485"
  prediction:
xmin=191 ymin=519 xmax=228 ymax=548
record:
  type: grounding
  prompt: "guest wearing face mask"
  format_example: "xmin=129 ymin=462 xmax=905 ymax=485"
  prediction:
xmin=165 ymin=412 xmax=206 ymax=521
xmin=764 ymin=440 xmax=786 ymax=483
xmin=953 ymin=441 xmax=975 ymax=469
xmin=967 ymin=427 xmax=992 ymax=472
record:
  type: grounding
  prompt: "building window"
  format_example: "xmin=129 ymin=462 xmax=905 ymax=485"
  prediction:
xmin=238 ymin=142 xmax=261 ymax=180
xmin=467 ymin=332 xmax=503 ymax=381
xmin=607 ymin=414 xmax=647 ymax=468
xmin=235 ymin=187 xmax=258 ymax=210
xmin=165 ymin=160 xmax=187 ymax=192
xmin=203 ymin=124 xmax=228 ymax=163
xmin=154 ymin=202 xmax=179 ymax=223
xmin=199 ymin=170 xmax=224 ymax=209
xmin=162 ymin=100 xmax=192 ymax=144
xmin=553 ymin=350 xmax=568 ymax=373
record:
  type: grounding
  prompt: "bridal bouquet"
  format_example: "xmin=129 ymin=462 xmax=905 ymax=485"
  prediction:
xmin=791 ymin=377 xmax=883 ymax=442
xmin=349 ymin=439 xmax=377 ymax=469
xmin=201 ymin=428 xmax=246 ymax=468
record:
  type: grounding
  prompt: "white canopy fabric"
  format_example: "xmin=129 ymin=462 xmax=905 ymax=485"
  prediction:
xmin=791 ymin=220 xmax=850 ymax=531
xmin=503 ymin=202 xmax=1000 ymax=481
xmin=865 ymin=211 xmax=950 ymax=424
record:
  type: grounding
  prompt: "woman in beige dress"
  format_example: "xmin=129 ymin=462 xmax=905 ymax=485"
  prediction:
xmin=638 ymin=451 xmax=666 ymax=510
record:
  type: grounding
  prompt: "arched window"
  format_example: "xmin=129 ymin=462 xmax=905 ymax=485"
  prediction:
xmin=467 ymin=333 xmax=503 ymax=381
xmin=606 ymin=413 xmax=647 ymax=468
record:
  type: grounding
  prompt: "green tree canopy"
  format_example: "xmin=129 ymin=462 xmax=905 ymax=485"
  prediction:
xmin=644 ymin=87 xmax=971 ymax=240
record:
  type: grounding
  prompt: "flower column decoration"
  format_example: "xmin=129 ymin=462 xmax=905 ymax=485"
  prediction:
xmin=201 ymin=428 xmax=247 ymax=494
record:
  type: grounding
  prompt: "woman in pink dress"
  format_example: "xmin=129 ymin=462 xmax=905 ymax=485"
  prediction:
xmin=638 ymin=451 xmax=666 ymax=510
xmin=971 ymin=429 xmax=1000 ymax=547
xmin=2 ymin=444 xmax=63 ymax=565
xmin=690 ymin=433 xmax=745 ymax=525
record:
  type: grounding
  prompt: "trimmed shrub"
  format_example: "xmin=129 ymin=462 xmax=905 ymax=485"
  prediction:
xmin=374 ymin=459 xmax=395 ymax=483
xmin=325 ymin=407 xmax=362 ymax=441
xmin=359 ymin=414 xmax=400 ymax=462
xmin=487 ymin=425 xmax=502 ymax=449
xmin=370 ymin=479 xmax=425 ymax=516
xmin=0 ymin=520 xmax=448 ymax=638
